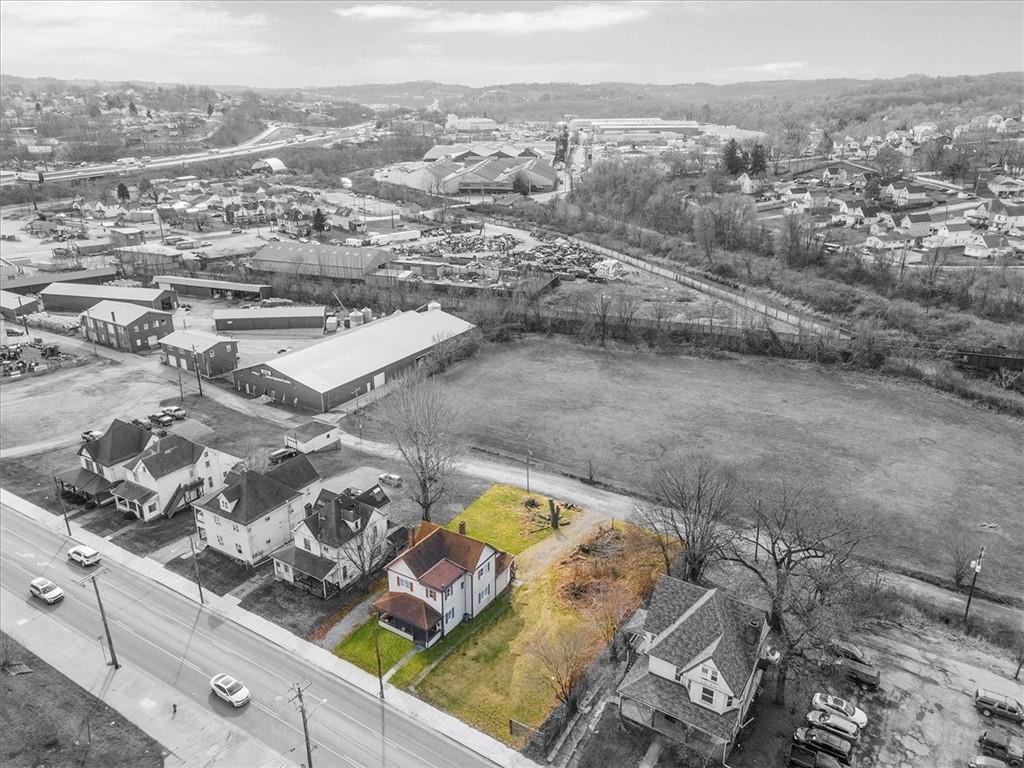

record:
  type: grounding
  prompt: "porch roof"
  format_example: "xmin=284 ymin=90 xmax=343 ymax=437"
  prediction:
xmin=112 ymin=480 xmax=157 ymax=504
xmin=272 ymin=545 xmax=337 ymax=580
xmin=55 ymin=467 xmax=117 ymax=496
xmin=373 ymin=592 xmax=441 ymax=632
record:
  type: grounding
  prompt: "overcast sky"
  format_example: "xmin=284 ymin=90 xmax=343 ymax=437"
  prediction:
xmin=1 ymin=1 xmax=1021 ymax=88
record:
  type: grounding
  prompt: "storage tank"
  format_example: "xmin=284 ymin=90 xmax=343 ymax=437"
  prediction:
xmin=361 ymin=307 xmax=372 ymax=324
xmin=348 ymin=310 xmax=364 ymax=327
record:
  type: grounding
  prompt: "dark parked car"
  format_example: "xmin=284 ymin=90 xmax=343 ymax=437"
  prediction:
xmin=975 ymin=688 xmax=1024 ymax=725
xmin=978 ymin=729 xmax=1024 ymax=767
xmin=131 ymin=418 xmax=153 ymax=431
xmin=788 ymin=744 xmax=841 ymax=768
xmin=793 ymin=727 xmax=852 ymax=765
xmin=836 ymin=658 xmax=880 ymax=690
xmin=829 ymin=639 xmax=870 ymax=664
xmin=148 ymin=413 xmax=174 ymax=427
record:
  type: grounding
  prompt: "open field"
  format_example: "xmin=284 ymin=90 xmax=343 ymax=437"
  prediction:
xmin=441 ymin=337 xmax=1024 ymax=597
xmin=444 ymin=484 xmax=576 ymax=555
xmin=0 ymin=632 xmax=164 ymax=768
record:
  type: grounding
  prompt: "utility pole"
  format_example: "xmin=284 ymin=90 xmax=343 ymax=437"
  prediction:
xmin=190 ymin=346 xmax=203 ymax=396
xmin=373 ymin=617 xmax=385 ymax=700
xmin=963 ymin=546 xmax=985 ymax=624
xmin=54 ymin=477 xmax=72 ymax=536
xmin=189 ymin=535 xmax=205 ymax=605
xmin=89 ymin=573 xmax=120 ymax=670
xmin=525 ymin=430 xmax=533 ymax=494
xmin=177 ymin=365 xmax=184 ymax=402
xmin=290 ymin=683 xmax=315 ymax=768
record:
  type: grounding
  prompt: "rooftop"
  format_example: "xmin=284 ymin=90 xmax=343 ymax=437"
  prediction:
xmin=40 ymin=282 xmax=172 ymax=302
xmin=159 ymin=329 xmax=233 ymax=352
xmin=85 ymin=299 xmax=170 ymax=326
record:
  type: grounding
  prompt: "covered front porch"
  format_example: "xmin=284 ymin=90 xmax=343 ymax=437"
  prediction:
xmin=112 ymin=480 xmax=157 ymax=521
xmin=373 ymin=592 xmax=442 ymax=648
xmin=272 ymin=546 xmax=339 ymax=599
xmin=54 ymin=468 xmax=117 ymax=507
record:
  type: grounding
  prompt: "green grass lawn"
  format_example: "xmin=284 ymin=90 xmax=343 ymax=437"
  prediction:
xmin=334 ymin=618 xmax=413 ymax=675
xmin=444 ymin=483 xmax=572 ymax=555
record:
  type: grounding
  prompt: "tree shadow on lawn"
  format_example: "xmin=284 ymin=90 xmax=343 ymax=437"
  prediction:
xmin=164 ymin=547 xmax=255 ymax=596
xmin=110 ymin=512 xmax=196 ymax=557
xmin=573 ymin=703 xmax=651 ymax=768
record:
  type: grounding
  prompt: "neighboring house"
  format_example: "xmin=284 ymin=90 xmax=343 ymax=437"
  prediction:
xmin=265 ymin=454 xmax=323 ymax=512
xmin=899 ymin=212 xmax=935 ymax=239
xmin=865 ymin=232 xmax=915 ymax=251
xmin=618 ymin=576 xmax=770 ymax=764
xmin=284 ymin=420 xmax=341 ymax=454
xmin=56 ymin=419 xmax=157 ymax=505
xmin=159 ymin=330 xmax=239 ymax=378
xmin=193 ymin=467 xmax=311 ymax=566
xmin=113 ymin=435 xmax=240 ymax=522
xmin=882 ymin=182 xmax=930 ymax=208
xmin=735 ymin=173 xmax=762 ymax=195
xmin=965 ymin=234 xmax=1013 ymax=259
xmin=925 ymin=221 xmax=975 ymax=248
xmin=373 ymin=522 xmax=514 ymax=648
xmin=987 ymin=199 xmax=1024 ymax=232
xmin=272 ymin=483 xmax=391 ymax=598
xmin=82 ymin=300 xmax=174 ymax=352
xmin=821 ymin=166 xmax=848 ymax=186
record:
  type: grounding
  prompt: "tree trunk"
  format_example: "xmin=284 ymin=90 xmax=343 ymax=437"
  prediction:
xmin=774 ymin=655 xmax=789 ymax=705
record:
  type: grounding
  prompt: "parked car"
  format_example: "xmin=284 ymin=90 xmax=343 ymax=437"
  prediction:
xmin=268 ymin=447 xmax=300 ymax=466
xmin=975 ymin=688 xmax=1024 ymax=724
xmin=130 ymin=418 xmax=153 ymax=431
xmin=793 ymin=727 xmax=852 ymax=765
xmin=267 ymin=235 xmax=280 ymax=241
xmin=81 ymin=429 xmax=104 ymax=442
xmin=378 ymin=473 xmax=403 ymax=488
xmin=787 ymin=744 xmax=841 ymax=768
xmin=148 ymin=413 xmax=174 ymax=427
xmin=978 ymin=729 xmax=1024 ymax=767
xmin=806 ymin=710 xmax=860 ymax=741
xmin=835 ymin=658 xmax=880 ymax=690
xmin=969 ymin=757 xmax=1009 ymax=768
xmin=811 ymin=693 xmax=867 ymax=729
xmin=199 ymin=241 xmax=213 ymax=247
xmin=829 ymin=639 xmax=870 ymax=664
xmin=231 ymin=227 xmax=243 ymax=234
xmin=161 ymin=406 xmax=187 ymax=420
xmin=5 ymin=328 xmax=25 ymax=336
xmin=29 ymin=577 xmax=65 ymax=604
xmin=210 ymin=673 xmax=250 ymax=707
xmin=67 ymin=544 xmax=101 ymax=567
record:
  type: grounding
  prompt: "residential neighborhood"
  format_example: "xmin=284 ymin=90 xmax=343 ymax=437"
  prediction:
xmin=2 ymin=4 xmax=1022 ymax=768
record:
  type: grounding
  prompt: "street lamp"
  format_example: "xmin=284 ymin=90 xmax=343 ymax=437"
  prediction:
xmin=963 ymin=546 xmax=985 ymax=624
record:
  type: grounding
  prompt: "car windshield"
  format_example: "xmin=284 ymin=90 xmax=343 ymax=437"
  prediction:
xmin=41 ymin=582 xmax=58 ymax=593
xmin=225 ymin=681 xmax=243 ymax=695
xmin=829 ymin=697 xmax=853 ymax=715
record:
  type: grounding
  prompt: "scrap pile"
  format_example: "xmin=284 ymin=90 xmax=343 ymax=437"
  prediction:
xmin=509 ymin=240 xmax=615 ymax=279
xmin=23 ymin=312 xmax=80 ymax=334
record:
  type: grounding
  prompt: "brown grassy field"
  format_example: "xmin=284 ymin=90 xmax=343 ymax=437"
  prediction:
xmin=442 ymin=338 xmax=1024 ymax=596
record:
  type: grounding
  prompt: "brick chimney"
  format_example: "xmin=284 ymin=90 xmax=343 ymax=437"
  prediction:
xmin=458 ymin=521 xmax=466 ymax=536
xmin=407 ymin=527 xmax=415 ymax=551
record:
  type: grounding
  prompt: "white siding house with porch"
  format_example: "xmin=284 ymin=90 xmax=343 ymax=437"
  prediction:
xmin=372 ymin=522 xmax=513 ymax=647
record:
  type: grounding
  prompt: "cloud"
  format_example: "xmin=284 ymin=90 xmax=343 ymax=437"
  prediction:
xmin=334 ymin=2 xmax=650 ymax=33
xmin=0 ymin=1 xmax=272 ymax=81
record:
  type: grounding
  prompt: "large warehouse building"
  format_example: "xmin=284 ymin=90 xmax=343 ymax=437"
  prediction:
xmin=0 ymin=289 xmax=39 ymax=320
xmin=231 ymin=304 xmax=476 ymax=412
xmin=250 ymin=242 xmax=390 ymax=282
xmin=40 ymin=282 xmax=178 ymax=313
xmin=213 ymin=305 xmax=326 ymax=331
xmin=153 ymin=275 xmax=272 ymax=301
xmin=1 ymin=267 xmax=117 ymax=295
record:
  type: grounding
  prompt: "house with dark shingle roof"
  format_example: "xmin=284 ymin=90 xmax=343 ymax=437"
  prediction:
xmin=193 ymin=466 xmax=312 ymax=565
xmin=272 ymin=483 xmax=391 ymax=598
xmin=57 ymin=418 xmax=158 ymax=504
xmin=373 ymin=521 xmax=513 ymax=647
xmin=618 ymin=575 xmax=769 ymax=763
xmin=113 ymin=434 xmax=240 ymax=522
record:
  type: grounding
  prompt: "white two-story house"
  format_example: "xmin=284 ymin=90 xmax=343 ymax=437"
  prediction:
xmin=618 ymin=576 xmax=770 ymax=765
xmin=193 ymin=458 xmax=320 ymax=565
xmin=373 ymin=522 xmax=514 ymax=648
xmin=112 ymin=435 xmax=240 ymax=522
xmin=272 ymin=483 xmax=391 ymax=598
xmin=57 ymin=419 xmax=157 ymax=506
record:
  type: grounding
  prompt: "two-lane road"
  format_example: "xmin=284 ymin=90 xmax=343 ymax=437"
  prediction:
xmin=0 ymin=504 xmax=501 ymax=768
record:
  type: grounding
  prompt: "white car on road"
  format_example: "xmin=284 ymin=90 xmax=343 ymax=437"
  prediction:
xmin=67 ymin=544 xmax=102 ymax=567
xmin=30 ymin=577 xmax=65 ymax=604
xmin=210 ymin=673 xmax=251 ymax=707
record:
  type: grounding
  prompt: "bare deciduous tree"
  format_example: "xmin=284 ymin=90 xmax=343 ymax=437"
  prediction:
xmin=339 ymin=513 xmax=387 ymax=593
xmin=590 ymin=292 xmax=615 ymax=347
xmin=635 ymin=454 xmax=736 ymax=582
xmin=529 ymin=629 xmax=597 ymax=714
xmin=378 ymin=370 xmax=466 ymax=522
xmin=237 ymin=438 xmax=265 ymax=472
xmin=589 ymin=586 xmax=635 ymax=661
xmin=724 ymin=483 xmax=870 ymax=704
xmin=948 ymin=537 xmax=973 ymax=588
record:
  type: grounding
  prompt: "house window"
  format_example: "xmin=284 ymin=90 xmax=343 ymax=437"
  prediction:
xmin=209 ymin=350 xmax=215 ymax=357
xmin=232 ymin=523 xmax=239 ymax=532
xmin=700 ymin=687 xmax=715 ymax=706
xmin=427 ymin=589 xmax=436 ymax=600
xmin=701 ymin=665 xmax=719 ymax=683
xmin=236 ymin=543 xmax=243 ymax=554
xmin=342 ymin=565 xmax=348 ymax=580
xmin=726 ymin=696 xmax=735 ymax=708
xmin=215 ymin=517 xmax=221 ymax=526
xmin=444 ymin=586 xmax=453 ymax=598
xmin=133 ymin=325 xmax=139 ymax=332
xmin=303 ymin=537 xmax=311 ymax=551
xmin=674 ymin=667 xmax=685 ymax=682
xmin=445 ymin=608 xmax=455 ymax=622
xmin=478 ymin=568 xmax=484 ymax=578
xmin=143 ymin=323 xmax=149 ymax=330
xmin=216 ymin=535 xmax=224 ymax=545
xmin=205 ymin=460 xmax=211 ymax=468
xmin=397 ymin=577 xmax=412 ymax=590
xmin=195 ymin=510 xmax=204 ymax=520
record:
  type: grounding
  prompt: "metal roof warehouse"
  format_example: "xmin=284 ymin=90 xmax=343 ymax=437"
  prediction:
xmin=231 ymin=305 xmax=476 ymax=412
xmin=39 ymin=282 xmax=178 ymax=312
xmin=250 ymin=242 xmax=390 ymax=282
xmin=153 ymin=275 xmax=273 ymax=300
xmin=213 ymin=305 xmax=326 ymax=331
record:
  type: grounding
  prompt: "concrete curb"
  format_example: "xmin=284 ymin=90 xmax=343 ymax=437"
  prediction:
xmin=2 ymin=488 xmax=540 ymax=768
